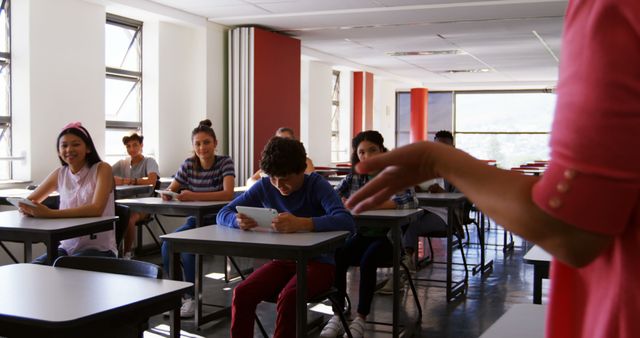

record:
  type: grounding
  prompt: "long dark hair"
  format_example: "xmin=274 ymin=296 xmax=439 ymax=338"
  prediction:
xmin=191 ymin=119 xmax=217 ymax=170
xmin=350 ymin=130 xmax=387 ymax=171
xmin=57 ymin=123 xmax=102 ymax=167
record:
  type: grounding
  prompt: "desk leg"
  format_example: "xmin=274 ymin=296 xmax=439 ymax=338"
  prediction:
xmin=169 ymin=243 xmax=181 ymax=338
xmin=533 ymin=266 xmax=543 ymax=304
xmin=46 ymin=240 xmax=58 ymax=265
xmin=195 ymin=252 xmax=203 ymax=328
xmin=296 ymin=256 xmax=308 ymax=338
xmin=24 ymin=239 xmax=33 ymax=263
xmin=392 ymin=224 xmax=401 ymax=338
xmin=446 ymin=207 xmax=453 ymax=302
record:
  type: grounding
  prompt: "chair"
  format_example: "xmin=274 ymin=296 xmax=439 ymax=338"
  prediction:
xmin=134 ymin=181 xmax=169 ymax=256
xmin=53 ymin=256 xmax=163 ymax=279
xmin=226 ymin=257 xmax=354 ymax=338
xmin=115 ymin=203 xmax=131 ymax=256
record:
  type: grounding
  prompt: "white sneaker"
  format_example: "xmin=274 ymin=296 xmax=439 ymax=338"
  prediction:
xmin=163 ymin=297 xmax=194 ymax=318
xmin=123 ymin=252 xmax=132 ymax=260
xmin=320 ymin=315 xmax=345 ymax=337
xmin=376 ymin=274 xmax=407 ymax=295
xmin=180 ymin=297 xmax=195 ymax=318
xmin=345 ymin=317 xmax=366 ymax=338
xmin=402 ymin=254 xmax=416 ymax=272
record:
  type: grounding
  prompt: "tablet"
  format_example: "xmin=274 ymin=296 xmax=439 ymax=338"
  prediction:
xmin=6 ymin=197 xmax=37 ymax=208
xmin=236 ymin=206 xmax=278 ymax=228
xmin=155 ymin=190 xmax=179 ymax=198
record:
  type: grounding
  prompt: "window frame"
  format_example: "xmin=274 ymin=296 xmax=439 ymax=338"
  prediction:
xmin=0 ymin=0 xmax=14 ymax=180
xmin=105 ymin=13 xmax=143 ymax=162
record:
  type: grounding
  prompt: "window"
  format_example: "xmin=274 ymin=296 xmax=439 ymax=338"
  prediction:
xmin=105 ymin=14 xmax=142 ymax=164
xmin=0 ymin=0 xmax=11 ymax=180
xmin=395 ymin=92 xmax=410 ymax=147
xmin=455 ymin=91 xmax=556 ymax=169
xmin=331 ymin=70 xmax=344 ymax=162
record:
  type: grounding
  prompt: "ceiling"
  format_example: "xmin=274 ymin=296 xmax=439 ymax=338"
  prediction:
xmin=147 ymin=0 xmax=567 ymax=90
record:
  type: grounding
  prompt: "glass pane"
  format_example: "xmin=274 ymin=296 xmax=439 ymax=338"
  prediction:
xmin=105 ymin=77 xmax=140 ymax=122
xmin=456 ymin=93 xmax=556 ymax=132
xmin=0 ymin=126 xmax=11 ymax=180
xmin=105 ymin=128 xmax=138 ymax=165
xmin=105 ymin=23 xmax=140 ymax=72
xmin=0 ymin=63 xmax=9 ymax=116
xmin=0 ymin=2 xmax=8 ymax=54
xmin=456 ymin=133 xmax=550 ymax=169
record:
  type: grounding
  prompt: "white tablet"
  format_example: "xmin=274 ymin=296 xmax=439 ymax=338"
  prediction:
xmin=155 ymin=190 xmax=179 ymax=198
xmin=236 ymin=206 xmax=278 ymax=228
xmin=6 ymin=197 xmax=37 ymax=208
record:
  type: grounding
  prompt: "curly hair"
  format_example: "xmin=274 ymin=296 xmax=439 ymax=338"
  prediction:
xmin=434 ymin=130 xmax=453 ymax=142
xmin=260 ymin=136 xmax=307 ymax=177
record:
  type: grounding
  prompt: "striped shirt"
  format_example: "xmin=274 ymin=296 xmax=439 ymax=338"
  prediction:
xmin=174 ymin=155 xmax=235 ymax=192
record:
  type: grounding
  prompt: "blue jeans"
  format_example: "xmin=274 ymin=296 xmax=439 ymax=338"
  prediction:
xmin=33 ymin=247 xmax=116 ymax=265
xmin=161 ymin=214 xmax=217 ymax=297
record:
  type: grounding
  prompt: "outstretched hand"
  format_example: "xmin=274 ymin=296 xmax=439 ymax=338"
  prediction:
xmin=346 ymin=141 xmax=445 ymax=213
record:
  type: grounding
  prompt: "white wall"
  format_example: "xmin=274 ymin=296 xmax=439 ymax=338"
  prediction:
xmin=1 ymin=0 xmax=228 ymax=265
xmin=12 ymin=0 xmax=105 ymax=183
xmin=300 ymin=60 xmax=332 ymax=166
xmin=373 ymin=78 xmax=399 ymax=149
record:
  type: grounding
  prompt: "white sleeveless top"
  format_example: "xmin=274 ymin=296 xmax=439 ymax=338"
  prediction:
xmin=57 ymin=163 xmax=116 ymax=255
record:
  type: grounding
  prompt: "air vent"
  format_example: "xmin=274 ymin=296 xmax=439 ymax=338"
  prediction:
xmin=386 ymin=50 xmax=466 ymax=56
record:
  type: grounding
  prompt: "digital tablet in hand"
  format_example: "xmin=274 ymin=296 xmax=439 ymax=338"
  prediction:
xmin=236 ymin=206 xmax=278 ymax=228
xmin=6 ymin=197 xmax=37 ymax=208
xmin=155 ymin=190 xmax=179 ymax=198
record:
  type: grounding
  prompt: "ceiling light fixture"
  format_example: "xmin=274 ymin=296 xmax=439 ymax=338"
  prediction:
xmin=437 ymin=68 xmax=491 ymax=74
xmin=386 ymin=50 xmax=466 ymax=56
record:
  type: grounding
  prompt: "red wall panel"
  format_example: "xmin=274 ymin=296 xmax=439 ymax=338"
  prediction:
xmin=352 ymin=72 xmax=364 ymax=136
xmin=253 ymin=28 xmax=301 ymax=172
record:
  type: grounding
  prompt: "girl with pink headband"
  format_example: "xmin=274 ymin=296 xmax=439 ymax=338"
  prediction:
xmin=20 ymin=122 xmax=117 ymax=264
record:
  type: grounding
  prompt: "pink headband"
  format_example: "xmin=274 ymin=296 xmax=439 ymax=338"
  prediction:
xmin=62 ymin=121 xmax=89 ymax=138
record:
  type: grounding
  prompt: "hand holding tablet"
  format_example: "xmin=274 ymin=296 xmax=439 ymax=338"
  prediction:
xmin=6 ymin=197 xmax=37 ymax=208
xmin=155 ymin=190 xmax=180 ymax=199
xmin=236 ymin=206 xmax=278 ymax=229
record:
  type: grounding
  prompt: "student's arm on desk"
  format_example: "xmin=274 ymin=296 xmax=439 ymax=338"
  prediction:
xmin=346 ymin=142 xmax=611 ymax=268
xmin=176 ymin=176 xmax=234 ymax=201
xmin=217 ymin=182 xmax=264 ymax=229
xmin=24 ymin=163 xmax=114 ymax=218
xmin=313 ymin=179 xmax=355 ymax=233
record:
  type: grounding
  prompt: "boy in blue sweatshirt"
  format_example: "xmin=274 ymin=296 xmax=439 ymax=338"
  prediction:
xmin=217 ymin=136 xmax=354 ymax=338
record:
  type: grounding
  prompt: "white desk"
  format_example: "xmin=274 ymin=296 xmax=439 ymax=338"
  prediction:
xmin=161 ymin=225 xmax=350 ymax=336
xmin=353 ymin=209 xmax=424 ymax=338
xmin=114 ymin=185 xmax=154 ymax=199
xmin=0 ymin=211 xmax=117 ymax=264
xmin=116 ymin=197 xmax=228 ymax=228
xmin=523 ymin=246 xmax=552 ymax=304
xmin=480 ymin=304 xmax=547 ymax=338
xmin=0 ymin=263 xmax=191 ymax=338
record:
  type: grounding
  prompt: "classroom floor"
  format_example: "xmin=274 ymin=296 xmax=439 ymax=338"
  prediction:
xmin=141 ymin=222 xmax=547 ymax=338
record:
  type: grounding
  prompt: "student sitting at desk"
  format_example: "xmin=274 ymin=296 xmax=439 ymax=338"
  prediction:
xmin=111 ymin=132 xmax=159 ymax=259
xmin=19 ymin=122 xmax=116 ymax=264
xmin=246 ymin=127 xmax=315 ymax=186
xmin=321 ymin=130 xmax=418 ymax=338
xmin=217 ymin=136 xmax=354 ymax=338
xmin=160 ymin=119 xmax=235 ymax=318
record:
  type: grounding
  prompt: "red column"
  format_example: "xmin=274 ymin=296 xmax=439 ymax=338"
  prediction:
xmin=410 ymin=88 xmax=428 ymax=142
xmin=352 ymin=72 xmax=364 ymax=136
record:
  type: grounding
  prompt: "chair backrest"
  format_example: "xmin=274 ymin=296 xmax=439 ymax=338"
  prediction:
xmin=53 ymin=256 xmax=163 ymax=279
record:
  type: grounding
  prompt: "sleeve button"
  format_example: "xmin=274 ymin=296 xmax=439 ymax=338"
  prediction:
xmin=549 ymin=196 xmax=562 ymax=209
